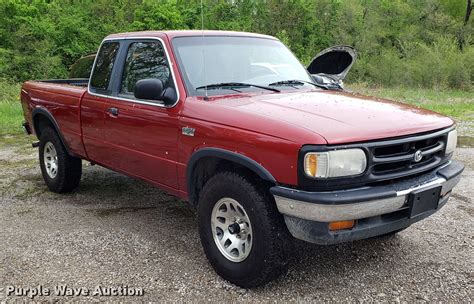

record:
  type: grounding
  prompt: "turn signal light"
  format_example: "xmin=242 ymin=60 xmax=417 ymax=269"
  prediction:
xmin=305 ymin=154 xmax=317 ymax=177
xmin=329 ymin=220 xmax=355 ymax=231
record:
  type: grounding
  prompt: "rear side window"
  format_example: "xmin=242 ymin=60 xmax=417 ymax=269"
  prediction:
xmin=90 ymin=42 xmax=120 ymax=91
xmin=120 ymin=41 xmax=174 ymax=96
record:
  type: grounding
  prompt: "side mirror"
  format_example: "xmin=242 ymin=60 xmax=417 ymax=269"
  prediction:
xmin=134 ymin=79 xmax=164 ymax=101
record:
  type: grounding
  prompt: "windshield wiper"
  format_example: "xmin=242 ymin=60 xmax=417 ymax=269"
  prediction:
xmin=196 ymin=82 xmax=280 ymax=93
xmin=269 ymin=79 xmax=328 ymax=90
xmin=269 ymin=80 xmax=305 ymax=86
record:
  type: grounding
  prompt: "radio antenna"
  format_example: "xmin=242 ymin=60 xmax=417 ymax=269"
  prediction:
xmin=200 ymin=0 xmax=208 ymax=100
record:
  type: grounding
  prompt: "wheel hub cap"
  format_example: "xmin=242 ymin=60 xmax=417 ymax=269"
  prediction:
xmin=211 ymin=198 xmax=253 ymax=262
xmin=228 ymin=222 xmax=241 ymax=234
xmin=44 ymin=142 xmax=58 ymax=178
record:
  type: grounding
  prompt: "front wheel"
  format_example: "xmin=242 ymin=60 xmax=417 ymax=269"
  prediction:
xmin=198 ymin=172 xmax=292 ymax=288
xmin=39 ymin=127 xmax=82 ymax=193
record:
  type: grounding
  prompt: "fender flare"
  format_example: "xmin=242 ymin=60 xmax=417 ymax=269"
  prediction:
xmin=32 ymin=107 xmax=72 ymax=155
xmin=186 ymin=147 xmax=276 ymax=204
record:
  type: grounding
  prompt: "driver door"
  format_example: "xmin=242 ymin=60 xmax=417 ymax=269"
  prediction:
xmin=103 ymin=39 xmax=181 ymax=189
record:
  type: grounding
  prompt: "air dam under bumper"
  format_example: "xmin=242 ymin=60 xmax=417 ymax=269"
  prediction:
xmin=271 ymin=160 xmax=464 ymax=245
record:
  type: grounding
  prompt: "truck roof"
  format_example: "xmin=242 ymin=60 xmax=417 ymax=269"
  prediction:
xmin=105 ymin=30 xmax=277 ymax=40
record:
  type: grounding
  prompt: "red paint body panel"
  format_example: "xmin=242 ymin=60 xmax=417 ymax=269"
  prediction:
xmin=80 ymin=91 xmax=107 ymax=160
xmin=107 ymin=30 xmax=277 ymax=40
xmin=21 ymin=81 xmax=88 ymax=158
xmin=103 ymin=97 xmax=181 ymax=188
xmin=189 ymin=89 xmax=453 ymax=145
xmin=19 ymin=30 xmax=454 ymax=201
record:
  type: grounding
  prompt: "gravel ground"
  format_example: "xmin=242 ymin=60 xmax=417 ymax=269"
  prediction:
xmin=0 ymin=135 xmax=472 ymax=302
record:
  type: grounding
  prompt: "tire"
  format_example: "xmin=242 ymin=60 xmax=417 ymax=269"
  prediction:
xmin=198 ymin=172 xmax=292 ymax=288
xmin=39 ymin=127 xmax=82 ymax=193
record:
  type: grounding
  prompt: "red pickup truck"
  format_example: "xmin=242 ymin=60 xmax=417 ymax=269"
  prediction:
xmin=20 ymin=30 xmax=463 ymax=287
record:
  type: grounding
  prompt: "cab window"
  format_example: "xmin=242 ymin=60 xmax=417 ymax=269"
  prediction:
xmin=120 ymin=41 xmax=175 ymax=100
xmin=89 ymin=42 xmax=120 ymax=92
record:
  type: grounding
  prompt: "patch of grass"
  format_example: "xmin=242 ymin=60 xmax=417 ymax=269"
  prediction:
xmin=17 ymin=208 xmax=33 ymax=216
xmin=0 ymin=134 xmax=35 ymax=158
xmin=0 ymin=134 xmax=31 ymax=146
xmin=348 ymin=83 xmax=474 ymax=122
xmin=0 ymin=80 xmax=23 ymax=136
xmin=14 ymin=185 xmax=44 ymax=200
xmin=0 ymin=157 xmax=36 ymax=170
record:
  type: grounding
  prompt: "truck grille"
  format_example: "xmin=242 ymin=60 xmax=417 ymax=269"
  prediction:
xmin=370 ymin=134 xmax=445 ymax=176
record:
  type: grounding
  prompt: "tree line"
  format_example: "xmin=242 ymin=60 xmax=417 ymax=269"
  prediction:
xmin=0 ymin=0 xmax=472 ymax=89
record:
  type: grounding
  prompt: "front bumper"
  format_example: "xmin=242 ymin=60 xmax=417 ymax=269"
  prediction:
xmin=271 ymin=160 xmax=464 ymax=244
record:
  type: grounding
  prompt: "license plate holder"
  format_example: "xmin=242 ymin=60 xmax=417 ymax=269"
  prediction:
xmin=408 ymin=186 xmax=442 ymax=218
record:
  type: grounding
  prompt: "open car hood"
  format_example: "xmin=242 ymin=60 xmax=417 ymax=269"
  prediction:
xmin=307 ymin=45 xmax=357 ymax=89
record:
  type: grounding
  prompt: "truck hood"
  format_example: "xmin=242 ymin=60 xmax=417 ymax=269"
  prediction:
xmin=307 ymin=45 xmax=356 ymax=82
xmin=204 ymin=90 xmax=453 ymax=145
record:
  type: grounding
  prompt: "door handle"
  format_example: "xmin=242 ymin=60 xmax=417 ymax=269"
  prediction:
xmin=107 ymin=107 xmax=119 ymax=116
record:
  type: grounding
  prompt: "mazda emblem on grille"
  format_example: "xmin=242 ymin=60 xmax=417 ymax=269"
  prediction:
xmin=414 ymin=150 xmax=423 ymax=162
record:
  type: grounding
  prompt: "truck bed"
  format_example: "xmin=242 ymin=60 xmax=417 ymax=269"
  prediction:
xmin=20 ymin=78 xmax=90 ymax=158
xmin=39 ymin=78 xmax=89 ymax=87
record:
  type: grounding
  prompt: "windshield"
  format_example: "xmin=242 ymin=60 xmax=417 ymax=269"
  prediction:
xmin=172 ymin=36 xmax=314 ymax=96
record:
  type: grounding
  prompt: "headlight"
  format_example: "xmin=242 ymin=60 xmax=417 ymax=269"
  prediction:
xmin=304 ymin=149 xmax=367 ymax=178
xmin=445 ymin=129 xmax=457 ymax=154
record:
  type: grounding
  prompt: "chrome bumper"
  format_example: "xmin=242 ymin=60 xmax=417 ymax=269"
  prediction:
xmin=272 ymin=161 xmax=463 ymax=223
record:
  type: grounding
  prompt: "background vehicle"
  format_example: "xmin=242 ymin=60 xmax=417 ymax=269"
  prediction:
xmin=20 ymin=30 xmax=463 ymax=288
xmin=69 ymin=53 xmax=96 ymax=79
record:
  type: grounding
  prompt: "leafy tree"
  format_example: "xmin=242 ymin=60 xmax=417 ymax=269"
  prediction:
xmin=0 ymin=0 xmax=471 ymax=88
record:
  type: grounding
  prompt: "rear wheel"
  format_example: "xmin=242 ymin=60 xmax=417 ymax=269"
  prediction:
xmin=39 ymin=127 xmax=82 ymax=193
xmin=198 ymin=172 xmax=292 ymax=288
